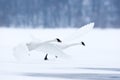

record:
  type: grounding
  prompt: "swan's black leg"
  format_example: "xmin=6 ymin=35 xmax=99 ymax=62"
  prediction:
xmin=44 ymin=54 xmax=48 ymax=60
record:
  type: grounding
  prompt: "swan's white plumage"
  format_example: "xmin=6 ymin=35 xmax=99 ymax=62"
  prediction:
xmin=13 ymin=22 xmax=94 ymax=62
xmin=62 ymin=22 xmax=94 ymax=43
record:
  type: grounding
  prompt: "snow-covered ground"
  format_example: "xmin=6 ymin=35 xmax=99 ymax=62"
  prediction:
xmin=0 ymin=28 xmax=120 ymax=80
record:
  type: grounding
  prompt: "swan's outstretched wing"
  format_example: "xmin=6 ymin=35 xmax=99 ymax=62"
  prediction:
xmin=13 ymin=43 xmax=68 ymax=62
xmin=13 ymin=43 xmax=31 ymax=61
xmin=62 ymin=22 xmax=95 ymax=43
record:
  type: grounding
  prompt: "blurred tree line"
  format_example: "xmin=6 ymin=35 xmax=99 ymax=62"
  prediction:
xmin=0 ymin=0 xmax=120 ymax=28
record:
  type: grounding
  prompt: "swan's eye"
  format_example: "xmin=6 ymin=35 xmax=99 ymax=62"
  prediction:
xmin=56 ymin=38 xmax=62 ymax=43
xmin=81 ymin=42 xmax=85 ymax=46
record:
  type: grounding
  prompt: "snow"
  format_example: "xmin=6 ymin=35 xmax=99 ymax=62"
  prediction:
xmin=0 ymin=28 xmax=120 ymax=80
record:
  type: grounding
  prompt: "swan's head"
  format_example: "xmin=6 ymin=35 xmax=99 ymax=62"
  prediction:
xmin=81 ymin=41 xmax=85 ymax=46
xmin=56 ymin=38 xmax=62 ymax=43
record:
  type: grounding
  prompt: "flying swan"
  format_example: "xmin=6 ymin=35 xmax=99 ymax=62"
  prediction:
xmin=13 ymin=22 xmax=94 ymax=61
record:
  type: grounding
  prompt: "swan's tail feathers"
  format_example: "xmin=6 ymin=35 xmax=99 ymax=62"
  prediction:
xmin=81 ymin=41 xmax=85 ymax=46
xmin=56 ymin=38 xmax=62 ymax=43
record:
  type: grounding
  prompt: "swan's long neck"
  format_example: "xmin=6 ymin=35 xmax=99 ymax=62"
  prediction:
xmin=42 ymin=38 xmax=61 ymax=43
xmin=63 ymin=43 xmax=82 ymax=49
xmin=42 ymin=39 xmax=56 ymax=43
xmin=27 ymin=39 xmax=57 ymax=51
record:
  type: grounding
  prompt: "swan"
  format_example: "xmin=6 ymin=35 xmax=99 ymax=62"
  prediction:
xmin=13 ymin=38 xmax=62 ymax=60
xmin=26 ymin=38 xmax=62 ymax=51
xmin=26 ymin=39 xmax=85 ymax=60
xmin=13 ymin=22 xmax=94 ymax=61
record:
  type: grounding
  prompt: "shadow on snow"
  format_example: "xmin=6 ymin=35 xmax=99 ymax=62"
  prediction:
xmin=19 ymin=72 xmax=120 ymax=80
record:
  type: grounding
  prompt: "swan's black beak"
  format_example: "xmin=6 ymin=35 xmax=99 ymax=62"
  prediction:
xmin=81 ymin=41 xmax=85 ymax=46
xmin=56 ymin=38 xmax=62 ymax=43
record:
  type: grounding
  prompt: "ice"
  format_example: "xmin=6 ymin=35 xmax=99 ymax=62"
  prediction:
xmin=0 ymin=28 xmax=120 ymax=80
